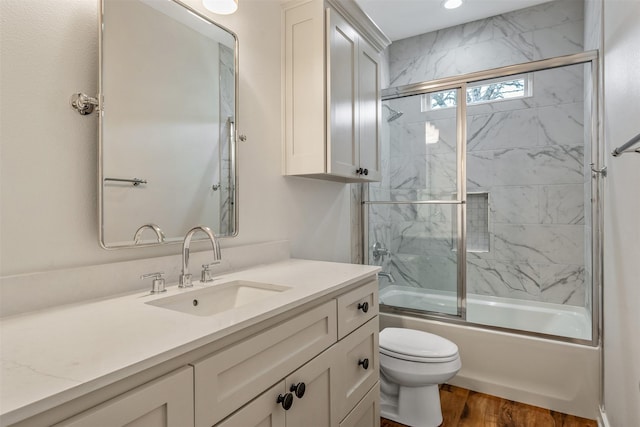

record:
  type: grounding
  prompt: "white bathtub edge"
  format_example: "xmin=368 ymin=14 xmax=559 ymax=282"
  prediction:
xmin=598 ymin=408 xmax=611 ymax=427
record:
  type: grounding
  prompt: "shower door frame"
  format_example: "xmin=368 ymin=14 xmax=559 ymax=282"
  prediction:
xmin=363 ymin=50 xmax=602 ymax=347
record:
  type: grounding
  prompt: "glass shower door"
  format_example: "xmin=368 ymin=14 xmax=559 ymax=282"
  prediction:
xmin=366 ymin=86 xmax=466 ymax=317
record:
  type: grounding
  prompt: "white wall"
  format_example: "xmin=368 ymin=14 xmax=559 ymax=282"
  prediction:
xmin=602 ymin=0 xmax=640 ymax=425
xmin=0 ymin=0 xmax=352 ymax=277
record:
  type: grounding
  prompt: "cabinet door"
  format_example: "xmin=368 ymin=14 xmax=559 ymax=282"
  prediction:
xmin=357 ymin=38 xmax=381 ymax=182
xmin=327 ymin=7 xmax=359 ymax=179
xmin=336 ymin=318 xmax=379 ymax=420
xmin=215 ymin=382 xmax=286 ymax=427
xmin=54 ymin=366 xmax=194 ymax=427
xmin=339 ymin=382 xmax=380 ymax=427
xmin=285 ymin=345 xmax=340 ymax=427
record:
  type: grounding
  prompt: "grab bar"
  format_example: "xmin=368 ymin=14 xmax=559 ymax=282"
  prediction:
xmin=612 ymin=131 xmax=640 ymax=156
xmin=104 ymin=177 xmax=147 ymax=186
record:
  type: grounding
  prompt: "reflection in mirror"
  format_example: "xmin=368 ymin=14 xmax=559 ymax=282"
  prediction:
xmin=100 ymin=0 xmax=237 ymax=248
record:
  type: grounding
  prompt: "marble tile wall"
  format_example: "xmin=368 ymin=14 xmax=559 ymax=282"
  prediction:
xmin=368 ymin=0 xmax=592 ymax=307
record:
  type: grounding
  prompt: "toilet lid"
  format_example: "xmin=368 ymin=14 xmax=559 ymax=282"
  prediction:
xmin=379 ymin=328 xmax=459 ymax=359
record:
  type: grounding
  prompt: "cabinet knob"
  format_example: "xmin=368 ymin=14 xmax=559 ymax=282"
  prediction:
xmin=358 ymin=358 xmax=370 ymax=370
xmin=277 ymin=393 xmax=294 ymax=410
xmin=357 ymin=302 xmax=369 ymax=313
xmin=363 ymin=168 xmax=369 ymax=176
xmin=355 ymin=168 xmax=363 ymax=175
xmin=290 ymin=382 xmax=306 ymax=399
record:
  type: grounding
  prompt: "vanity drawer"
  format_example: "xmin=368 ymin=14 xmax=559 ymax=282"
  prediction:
xmin=336 ymin=317 xmax=379 ymax=420
xmin=193 ymin=300 xmax=337 ymax=427
xmin=337 ymin=280 xmax=378 ymax=339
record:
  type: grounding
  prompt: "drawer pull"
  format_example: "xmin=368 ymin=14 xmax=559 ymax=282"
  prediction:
xmin=277 ymin=393 xmax=294 ymax=410
xmin=290 ymin=382 xmax=306 ymax=399
xmin=358 ymin=358 xmax=370 ymax=370
xmin=357 ymin=302 xmax=369 ymax=313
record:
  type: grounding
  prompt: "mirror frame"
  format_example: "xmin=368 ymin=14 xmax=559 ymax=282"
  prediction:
xmin=97 ymin=0 xmax=239 ymax=249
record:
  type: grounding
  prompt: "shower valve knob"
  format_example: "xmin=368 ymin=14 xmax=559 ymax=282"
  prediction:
xmin=358 ymin=358 xmax=370 ymax=370
xmin=357 ymin=302 xmax=369 ymax=313
xmin=277 ymin=393 xmax=294 ymax=410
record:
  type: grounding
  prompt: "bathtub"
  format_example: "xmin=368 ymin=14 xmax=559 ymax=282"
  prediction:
xmin=379 ymin=285 xmax=591 ymax=340
xmin=378 ymin=285 xmax=600 ymax=419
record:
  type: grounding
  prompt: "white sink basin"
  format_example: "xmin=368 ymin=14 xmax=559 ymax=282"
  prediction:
xmin=146 ymin=280 xmax=291 ymax=317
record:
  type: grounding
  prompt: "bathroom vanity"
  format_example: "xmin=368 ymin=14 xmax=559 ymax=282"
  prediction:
xmin=0 ymin=260 xmax=380 ymax=427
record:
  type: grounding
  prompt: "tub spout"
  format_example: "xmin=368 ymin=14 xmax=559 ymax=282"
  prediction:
xmin=378 ymin=271 xmax=396 ymax=283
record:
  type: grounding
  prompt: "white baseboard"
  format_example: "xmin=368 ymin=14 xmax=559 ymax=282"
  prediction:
xmin=598 ymin=408 xmax=611 ymax=427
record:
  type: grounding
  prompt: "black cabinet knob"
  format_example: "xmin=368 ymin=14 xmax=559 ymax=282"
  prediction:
xmin=277 ymin=393 xmax=294 ymax=410
xmin=357 ymin=302 xmax=369 ymax=313
xmin=290 ymin=382 xmax=306 ymax=399
xmin=358 ymin=358 xmax=370 ymax=370
xmin=363 ymin=168 xmax=369 ymax=176
xmin=355 ymin=168 xmax=363 ymax=175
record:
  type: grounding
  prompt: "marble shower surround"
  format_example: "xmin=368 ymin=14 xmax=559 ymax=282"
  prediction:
xmin=369 ymin=0 xmax=590 ymax=307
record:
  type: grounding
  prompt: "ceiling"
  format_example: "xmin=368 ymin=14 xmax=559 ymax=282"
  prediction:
xmin=354 ymin=0 xmax=555 ymax=42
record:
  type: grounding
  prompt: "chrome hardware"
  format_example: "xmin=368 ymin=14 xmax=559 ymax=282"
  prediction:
xmin=383 ymin=104 xmax=403 ymax=122
xmin=70 ymin=93 xmax=99 ymax=115
xmin=134 ymin=224 xmax=165 ymax=244
xmin=612 ymin=131 xmax=640 ymax=156
xmin=372 ymin=241 xmax=390 ymax=261
xmin=238 ymin=134 xmax=247 ymax=142
xmin=179 ymin=226 xmax=222 ymax=288
xmin=104 ymin=177 xmax=148 ymax=186
xmin=378 ymin=271 xmax=396 ymax=283
xmin=590 ymin=163 xmax=607 ymax=177
xmin=141 ymin=272 xmax=166 ymax=294
xmin=201 ymin=262 xmax=220 ymax=283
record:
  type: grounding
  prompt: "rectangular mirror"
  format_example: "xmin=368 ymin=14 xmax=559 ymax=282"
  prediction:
xmin=99 ymin=0 xmax=238 ymax=248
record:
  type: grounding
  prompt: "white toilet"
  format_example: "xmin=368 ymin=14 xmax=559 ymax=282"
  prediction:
xmin=379 ymin=328 xmax=461 ymax=427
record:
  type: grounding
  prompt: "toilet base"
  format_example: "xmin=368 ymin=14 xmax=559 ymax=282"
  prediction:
xmin=380 ymin=383 xmax=443 ymax=427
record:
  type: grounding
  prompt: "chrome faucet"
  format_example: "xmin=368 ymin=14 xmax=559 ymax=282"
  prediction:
xmin=133 ymin=223 xmax=165 ymax=244
xmin=378 ymin=271 xmax=396 ymax=283
xmin=179 ymin=225 xmax=221 ymax=288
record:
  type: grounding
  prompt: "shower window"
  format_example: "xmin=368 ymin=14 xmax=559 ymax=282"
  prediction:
xmin=422 ymin=74 xmax=533 ymax=111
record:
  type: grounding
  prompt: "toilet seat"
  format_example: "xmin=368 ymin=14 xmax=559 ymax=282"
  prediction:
xmin=380 ymin=328 xmax=459 ymax=362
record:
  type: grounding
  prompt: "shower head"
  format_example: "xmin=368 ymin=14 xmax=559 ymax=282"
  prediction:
xmin=383 ymin=104 xmax=403 ymax=122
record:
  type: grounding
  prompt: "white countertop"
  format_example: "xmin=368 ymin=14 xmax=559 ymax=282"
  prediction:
xmin=0 ymin=259 xmax=379 ymax=426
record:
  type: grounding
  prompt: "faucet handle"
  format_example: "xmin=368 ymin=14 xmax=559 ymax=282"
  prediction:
xmin=141 ymin=272 xmax=166 ymax=294
xmin=201 ymin=262 xmax=220 ymax=282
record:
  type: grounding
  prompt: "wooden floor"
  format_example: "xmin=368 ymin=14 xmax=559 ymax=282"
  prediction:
xmin=381 ymin=385 xmax=598 ymax=427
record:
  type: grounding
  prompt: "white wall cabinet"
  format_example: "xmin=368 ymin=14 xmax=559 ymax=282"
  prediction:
xmin=283 ymin=0 xmax=386 ymax=183
xmin=16 ymin=279 xmax=379 ymax=427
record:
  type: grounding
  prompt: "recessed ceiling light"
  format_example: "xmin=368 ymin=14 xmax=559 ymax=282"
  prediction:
xmin=443 ymin=0 xmax=463 ymax=9
xmin=202 ymin=0 xmax=238 ymax=15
